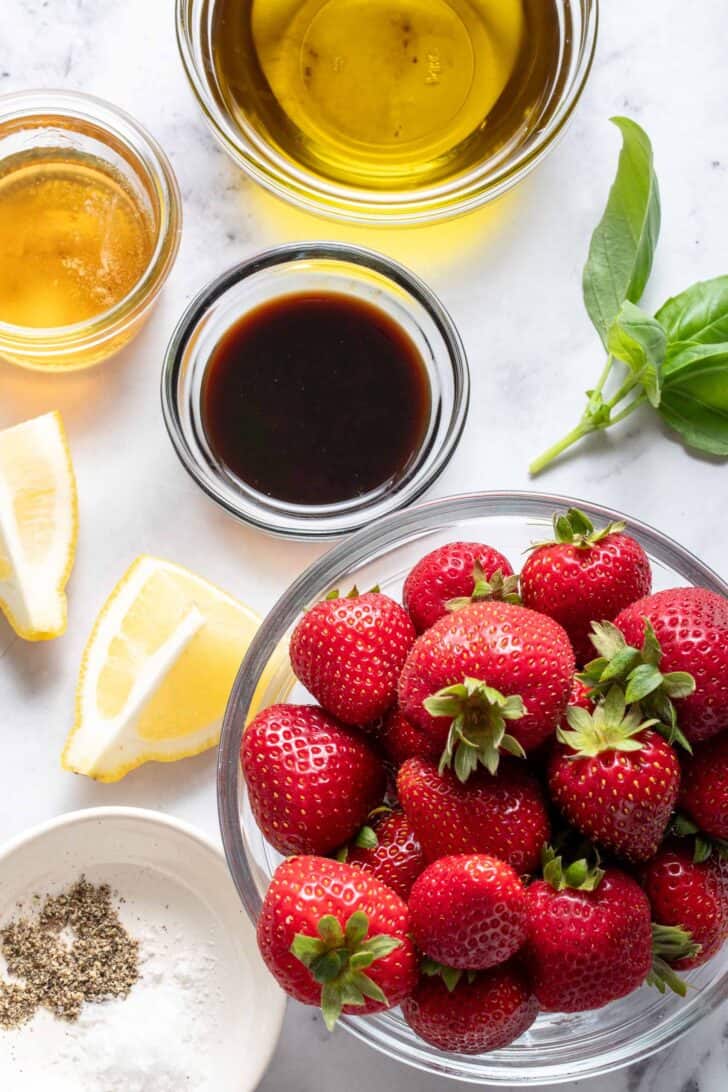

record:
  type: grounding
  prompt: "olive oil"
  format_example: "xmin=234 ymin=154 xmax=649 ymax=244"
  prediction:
xmin=213 ymin=0 xmax=561 ymax=190
xmin=0 ymin=156 xmax=154 ymax=329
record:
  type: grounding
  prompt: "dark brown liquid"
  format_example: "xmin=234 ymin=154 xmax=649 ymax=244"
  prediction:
xmin=201 ymin=292 xmax=431 ymax=506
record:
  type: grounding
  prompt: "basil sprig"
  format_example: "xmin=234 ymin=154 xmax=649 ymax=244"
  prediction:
xmin=530 ymin=118 xmax=728 ymax=474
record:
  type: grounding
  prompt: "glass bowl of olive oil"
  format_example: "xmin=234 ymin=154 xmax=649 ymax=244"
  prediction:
xmin=177 ymin=0 xmax=598 ymax=224
xmin=0 ymin=91 xmax=181 ymax=371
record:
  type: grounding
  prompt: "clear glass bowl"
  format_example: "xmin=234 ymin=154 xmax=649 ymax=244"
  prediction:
xmin=218 ymin=491 xmax=728 ymax=1085
xmin=176 ymin=0 xmax=598 ymax=225
xmin=0 ymin=90 xmax=182 ymax=371
xmin=161 ymin=242 xmax=469 ymax=540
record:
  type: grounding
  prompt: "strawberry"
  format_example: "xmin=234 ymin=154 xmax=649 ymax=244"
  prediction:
xmin=548 ymin=686 xmax=681 ymax=863
xmin=614 ymin=588 xmax=728 ymax=743
xmin=398 ymin=601 xmax=574 ymax=778
xmin=397 ymin=756 xmax=550 ymax=873
xmin=642 ymin=840 xmax=728 ymax=968
xmin=569 ymin=675 xmax=594 ymax=710
xmin=241 ymin=704 xmax=385 ymax=856
xmin=679 ymin=733 xmax=728 ymax=842
xmin=257 ymin=856 xmax=417 ymax=1029
xmin=403 ymin=541 xmax=517 ymax=634
xmin=378 ymin=707 xmax=441 ymax=766
xmin=408 ymin=855 xmax=528 ymax=970
xmin=521 ymin=508 xmax=651 ymax=665
xmin=345 ymin=809 xmax=426 ymax=900
xmin=402 ymin=962 xmax=538 ymax=1055
xmin=523 ymin=851 xmax=655 ymax=1012
xmin=290 ymin=588 xmax=416 ymax=725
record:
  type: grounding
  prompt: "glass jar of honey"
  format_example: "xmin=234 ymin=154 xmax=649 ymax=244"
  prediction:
xmin=0 ymin=91 xmax=181 ymax=371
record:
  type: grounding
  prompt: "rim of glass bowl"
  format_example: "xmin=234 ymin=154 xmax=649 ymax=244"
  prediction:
xmin=175 ymin=0 xmax=599 ymax=225
xmin=218 ymin=490 xmax=728 ymax=1085
xmin=0 ymin=89 xmax=182 ymax=357
xmin=160 ymin=241 xmax=470 ymax=540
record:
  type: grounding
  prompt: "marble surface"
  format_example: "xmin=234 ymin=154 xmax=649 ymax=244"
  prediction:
xmin=1 ymin=1 xmax=727 ymax=1089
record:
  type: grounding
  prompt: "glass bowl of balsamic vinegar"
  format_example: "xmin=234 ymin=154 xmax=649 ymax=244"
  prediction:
xmin=177 ymin=0 xmax=598 ymax=224
xmin=161 ymin=243 xmax=469 ymax=539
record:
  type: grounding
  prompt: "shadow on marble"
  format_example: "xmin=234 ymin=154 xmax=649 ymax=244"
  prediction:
xmin=257 ymin=1000 xmax=728 ymax=1092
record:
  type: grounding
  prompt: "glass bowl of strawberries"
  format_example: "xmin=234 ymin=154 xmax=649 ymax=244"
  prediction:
xmin=218 ymin=491 xmax=728 ymax=1084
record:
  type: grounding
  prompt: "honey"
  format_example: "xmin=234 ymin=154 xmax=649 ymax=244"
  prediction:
xmin=213 ymin=0 xmax=561 ymax=190
xmin=0 ymin=155 xmax=155 ymax=330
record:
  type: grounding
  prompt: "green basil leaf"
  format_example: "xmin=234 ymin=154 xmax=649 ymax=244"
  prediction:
xmin=659 ymin=344 xmax=728 ymax=455
xmin=583 ymin=117 xmax=661 ymax=347
xmin=656 ymin=275 xmax=728 ymax=347
xmin=607 ymin=301 xmax=667 ymax=407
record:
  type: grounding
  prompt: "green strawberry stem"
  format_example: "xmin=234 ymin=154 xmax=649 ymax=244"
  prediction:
xmin=446 ymin=565 xmax=521 ymax=611
xmin=558 ymin=686 xmax=658 ymax=758
xmin=420 ymin=957 xmax=476 ymax=993
xmin=670 ymin=814 xmax=728 ymax=863
xmin=529 ymin=508 xmax=626 ymax=551
xmin=529 ymin=355 xmax=647 ymax=477
xmin=647 ymin=924 xmax=700 ymax=996
xmin=290 ymin=910 xmax=402 ymax=1030
xmin=579 ymin=620 xmax=695 ymax=751
xmin=541 ymin=845 xmax=605 ymax=892
xmin=424 ymin=678 xmax=527 ymax=782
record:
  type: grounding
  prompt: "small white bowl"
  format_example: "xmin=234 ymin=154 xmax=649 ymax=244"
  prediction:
xmin=0 ymin=807 xmax=285 ymax=1092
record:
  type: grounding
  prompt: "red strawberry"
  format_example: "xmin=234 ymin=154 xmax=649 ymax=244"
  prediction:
xmin=569 ymin=675 xmax=594 ymax=710
xmin=290 ymin=589 xmax=416 ymax=725
xmin=523 ymin=853 xmax=654 ymax=1012
xmin=548 ymin=687 xmax=681 ymax=863
xmin=615 ymin=588 xmax=728 ymax=743
xmin=398 ymin=601 xmax=574 ymax=778
xmin=397 ymin=756 xmax=550 ymax=874
xmin=403 ymin=541 xmax=517 ymax=634
xmin=379 ymin=707 xmax=441 ymax=766
xmin=346 ymin=809 xmax=426 ymax=900
xmin=679 ymin=734 xmax=728 ymax=842
xmin=241 ymin=704 xmax=385 ymax=856
xmin=402 ymin=963 xmax=538 ymax=1054
xmin=642 ymin=841 xmax=728 ymax=968
xmin=257 ymin=856 xmax=417 ymax=1029
xmin=408 ymin=855 xmax=528 ymax=970
xmin=521 ymin=508 xmax=651 ymax=665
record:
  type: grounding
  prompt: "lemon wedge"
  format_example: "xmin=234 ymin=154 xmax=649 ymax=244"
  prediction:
xmin=0 ymin=410 xmax=78 ymax=641
xmin=62 ymin=556 xmax=260 ymax=782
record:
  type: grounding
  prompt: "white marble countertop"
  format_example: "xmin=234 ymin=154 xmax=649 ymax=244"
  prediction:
xmin=1 ymin=1 xmax=727 ymax=1089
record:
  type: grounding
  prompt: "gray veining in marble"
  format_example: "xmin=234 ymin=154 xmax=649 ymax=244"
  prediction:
xmin=1 ymin=1 xmax=727 ymax=1090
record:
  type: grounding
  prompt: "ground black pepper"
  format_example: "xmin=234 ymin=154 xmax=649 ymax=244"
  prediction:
xmin=0 ymin=877 xmax=139 ymax=1030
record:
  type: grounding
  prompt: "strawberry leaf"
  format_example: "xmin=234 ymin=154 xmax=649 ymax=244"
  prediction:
xmin=344 ymin=911 xmax=370 ymax=948
xmin=579 ymin=619 xmax=695 ymax=749
xmin=360 ymin=936 xmax=403 ymax=960
xmin=529 ymin=509 xmax=626 ymax=551
xmin=426 ymin=678 xmax=528 ymax=781
xmin=290 ymin=934 xmax=327 ymax=966
xmin=648 ymin=924 xmax=700 ymax=996
xmin=291 ymin=910 xmax=401 ymax=1031
xmin=421 ymin=958 xmax=464 ymax=992
xmin=355 ymin=973 xmax=388 ymax=1005
xmin=353 ymin=826 xmax=378 ymax=851
xmin=321 ymin=983 xmax=345 ymax=1030
xmin=624 ymin=663 xmax=664 ymax=703
xmin=318 ymin=915 xmax=345 ymax=947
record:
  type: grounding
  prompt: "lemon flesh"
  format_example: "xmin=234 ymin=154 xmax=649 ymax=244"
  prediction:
xmin=0 ymin=411 xmax=78 ymax=641
xmin=63 ymin=556 xmax=260 ymax=782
